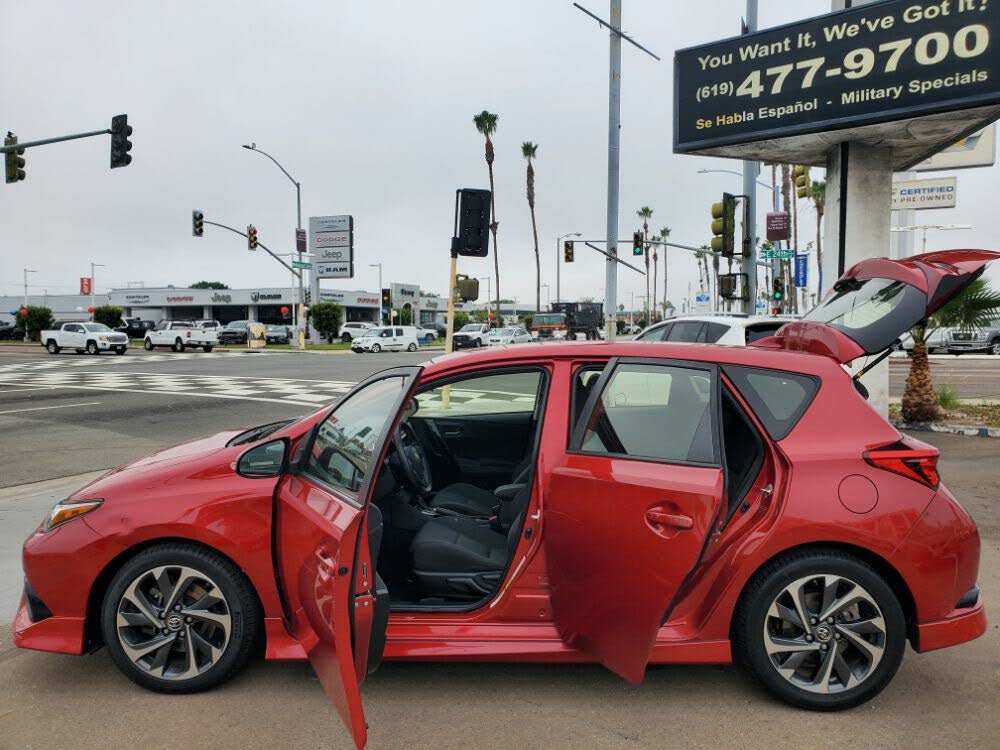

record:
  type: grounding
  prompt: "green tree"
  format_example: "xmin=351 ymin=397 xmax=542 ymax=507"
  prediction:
xmin=521 ymin=141 xmax=541 ymax=312
xmin=474 ymin=110 xmax=501 ymax=326
xmin=473 ymin=308 xmax=489 ymax=323
xmin=637 ymin=207 xmax=653 ymax=321
xmin=650 ymin=234 xmax=660 ymax=322
xmin=309 ymin=302 xmax=344 ymax=344
xmin=659 ymin=226 xmax=671 ymax=320
xmin=14 ymin=306 xmax=54 ymax=342
xmin=453 ymin=311 xmax=470 ymax=331
xmin=810 ymin=180 xmax=826 ymax=297
xmin=394 ymin=306 xmax=412 ymax=325
xmin=902 ymin=278 xmax=1000 ymax=422
xmin=189 ymin=281 xmax=229 ymax=289
xmin=93 ymin=305 xmax=124 ymax=328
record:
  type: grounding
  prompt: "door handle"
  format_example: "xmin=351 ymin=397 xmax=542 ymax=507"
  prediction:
xmin=645 ymin=509 xmax=694 ymax=530
xmin=442 ymin=429 xmax=462 ymax=438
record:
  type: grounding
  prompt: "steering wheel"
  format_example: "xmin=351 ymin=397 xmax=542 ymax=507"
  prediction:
xmin=392 ymin=420 xmax=434 ymax=495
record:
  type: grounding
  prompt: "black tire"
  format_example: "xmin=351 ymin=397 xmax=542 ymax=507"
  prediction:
xmin=342 ymin=333 xmax=352 ymax=343
xmin=733 ymin=549 xmax=906 ymax=711
xmin=114 ymin=347 xmax=127 ymax=355
xmin=86 ymin=340 xmax=99 ymax=355
xmin=101 ymin=542 xmax=260 ymax=694
xmin=203 ymin=345 xmax=213 ymax=353
xmin=407 ymin=342 xmax=417 ymax=352
xmin=371 ymin=343 xmax=381 ymax=353
xmin=172 ymin=338 xmax=184 ymax=353
xmin=990 ymin=338 xmax=1000 ymax=356
xmin=46 ymin=340 xmax=60 ymax=354
xmin=144 ymin=339 xmax=154 ymax=351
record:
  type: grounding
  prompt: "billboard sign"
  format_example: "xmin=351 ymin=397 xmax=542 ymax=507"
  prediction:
xmin=891 ymin=176 xmax=957 ymax=209
xmin=79 ymin=277 xmax=92 ymax=295
xmin=913 ymin=123 xmax=996 ymax=171
xmin=674 ymin=0 xmax=1000 ymax=154
xmin=309 ymin=215 xmax=353 ymax=279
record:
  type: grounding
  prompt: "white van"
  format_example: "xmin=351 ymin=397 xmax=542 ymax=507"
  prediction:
xmin=351 ymin=325 xmax=420 ymax=353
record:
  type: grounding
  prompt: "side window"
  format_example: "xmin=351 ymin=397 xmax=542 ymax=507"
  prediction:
xmin=155 ymin=321 xmax=167 ymax=331
xmin=722 ymin=365 xmax=819 ymax=440
xmin=638 ymin=324 xmax=669 ymax=342
xmin=745 ymin=323 xmax=784 ymax=344
xmin=380 ymin=329 xmax=392 ymax=338
xmin=704 ymin=322 xmax=729 ymax=343
xmin=665 ymin=321 xmax=706 ymax=342
xmin=303 ymin=376 xmax=406 ymax=496
xmin=412 ymin=370 xmax=542 ymax=419
xmin=67 ymin=324 xmax=82 ymax=333
xmin=577 ymin=363 xmax=716 ymax=464
xmin=395 ymin=328 xmax=404 ymax=336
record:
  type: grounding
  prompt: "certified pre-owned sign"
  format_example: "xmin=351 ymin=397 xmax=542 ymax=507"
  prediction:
xmin=674 ymin=0 xmax=1000 ymax=154
xmin=891 ymin=176 xmax=957 ymax=209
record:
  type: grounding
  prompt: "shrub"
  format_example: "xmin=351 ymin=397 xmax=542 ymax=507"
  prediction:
xmin=14 ymin=306 xmax=55 ymax=342
xmin=937 ymin=384 xmax=960 ymax=411
xmin=93 ymin=305 xmax=124 ymax=329
xmin=309 ymin=302 xmax=344 ymax=344
xmin=452 ymin=311 xmax=470 ymax=331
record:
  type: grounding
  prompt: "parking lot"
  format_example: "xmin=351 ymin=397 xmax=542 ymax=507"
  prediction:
xmin=0 ymin=348 xmax=997 ymax=749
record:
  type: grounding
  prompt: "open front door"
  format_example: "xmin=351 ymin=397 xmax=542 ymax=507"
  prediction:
xmin=275 ymin=367 xmax=419 ymax=749
xmin=545 ymin=358 xmax=725 ymax=684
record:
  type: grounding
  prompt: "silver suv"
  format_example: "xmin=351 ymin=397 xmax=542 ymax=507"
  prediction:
xmin=945 ymin=318 xmax=1000 ymax=355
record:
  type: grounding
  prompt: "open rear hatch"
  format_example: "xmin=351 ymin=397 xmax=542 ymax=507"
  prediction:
xmin=754 ymin=250 xmax=999 ymax=364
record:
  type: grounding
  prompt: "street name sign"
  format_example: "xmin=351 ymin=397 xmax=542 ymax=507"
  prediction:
xmin=795 ymin=254 xmax=809 ymax=288
xmin=309 ymin=215 xmax=354 ymax=278
xmin=292 ymin=260 xmax=312 ymax=270
xmin=761 ymin=247 xmax=796 ymax=260
xmin=891 ymin=176 xmax=957 ymax=209
xmin=674 ymin=0 xmax=1000 ymax=165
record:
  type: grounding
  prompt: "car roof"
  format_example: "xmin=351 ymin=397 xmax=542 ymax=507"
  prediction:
xmin=421 ymin=340 xmax=843 ymax=380
xmin=644 ymin=314 xmax=797 ymax=330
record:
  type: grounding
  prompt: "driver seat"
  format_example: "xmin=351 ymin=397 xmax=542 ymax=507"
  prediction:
xmin=427 ymin=457 xmax=532 ymax=517
xmin=411 ymin=486 xmax=529 ymax=599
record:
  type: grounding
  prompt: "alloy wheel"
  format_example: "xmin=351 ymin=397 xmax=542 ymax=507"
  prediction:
xmin=991 ymin=340 xmax=1000 ymax=356
xmin=115 ymin=564 xmax=232 ymax=681
xmin=763 ymin=573 xmax=886 ymax=694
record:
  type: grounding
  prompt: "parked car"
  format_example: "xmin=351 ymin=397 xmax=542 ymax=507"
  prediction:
xmin=895 ymin=326 xmax=950 ymax=354
xmin=265 ymin=325 xmax=290 ymax=345
xmin=0 ymin=321 xmax=19 ymax=340
xmin=218 ymin=320 xmax=250 ymax=345
xmin=487 ymin=326 xmax=532 ymax=345
xmin=14 ymin=250 xmax=995 ymax=748
xmin=452 ymin=322 xmax=491 ymax=349
xmin=621 ymin=323 xmax=642 ymax=335
xmin=115 ymin=318 xmax=155 ymax=339
xmin=351 ymin=325 xmax=420 ymax=353
xmin=636 ymin=314 xmax=797 ymax=346
xmin=414 ymin=326 xmax=437 ymax=344
xmin=425 ymin=321 xmax=448 ymax=338
xmin=195 ymin=319 xmax=223 ymax=330
xmin=144 ymin=321 xmax=219 ymax=352
xmin=945 ymin=318 xmax=1000 ymax=355
xmin=41 ymin=322 xmax=129 ymax=355
xmin=339 ymin=321 xmax=375 ymax=343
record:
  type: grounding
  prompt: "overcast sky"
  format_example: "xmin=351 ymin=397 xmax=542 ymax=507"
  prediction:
xmin=2 ymin=0 xmax=997 ymax=309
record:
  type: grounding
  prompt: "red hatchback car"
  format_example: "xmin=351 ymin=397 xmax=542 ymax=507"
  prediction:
xmin=16 ymin=251 xmax=992 ymax=748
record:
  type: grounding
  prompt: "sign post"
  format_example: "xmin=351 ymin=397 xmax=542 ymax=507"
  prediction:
xmin=308 ymin=215 xmax=354 ymax=343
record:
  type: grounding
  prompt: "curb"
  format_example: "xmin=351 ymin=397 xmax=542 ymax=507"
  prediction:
xmin=892 ymin=419 xmax=1000 ymax=439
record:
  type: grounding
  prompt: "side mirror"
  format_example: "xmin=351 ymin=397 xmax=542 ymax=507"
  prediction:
xmin=237 ymin=439 xmax=287 ymax=478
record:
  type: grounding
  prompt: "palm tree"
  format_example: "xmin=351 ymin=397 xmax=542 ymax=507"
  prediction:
xmin=650 ymin=234 xmax=660 ymax=322
xmin=902 ymin=278 xmax=1000 ymax=422
xmin=521 ymin=141 xmax=541 ymax=313
xmin=474 ymin=110 xmax=501 ymax=326
xmin=637 ymin=207 xmax=653 ymax=321
xmin=659 ymin=226 xmax=671 ymax=319
xmin=810 ymin=180 xmax=826 ymax=297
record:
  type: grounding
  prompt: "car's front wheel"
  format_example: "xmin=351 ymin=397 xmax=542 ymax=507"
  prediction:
xmin=86 ymin=341 xmax=100 ymax=355
xmin=371 ymin=343 xmax=381 ymax=353
xmin=733 ymin=550 xmax=905 ymax=711
xmin=144 ymin=339 xmax=154 ymax=351
xmin=990 ymin=338 xmax=1000 ymax=356
xmin=101 ymin=543 xmax=259 ymax=694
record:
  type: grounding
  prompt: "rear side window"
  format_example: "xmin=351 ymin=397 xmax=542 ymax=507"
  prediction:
xmin=723 ymin=365 xmax=818 ymax=441
xmin=636 ymin=324 xmax=669 ymax=341
xmin=665 ymin=321 xmax=706 ymax=342
xmin=704 ymin=322 xmax=729 ymax=343
xmin=744 ymin=323 xmax=785 ymax=344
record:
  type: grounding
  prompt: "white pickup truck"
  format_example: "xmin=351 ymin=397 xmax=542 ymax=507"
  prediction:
xmin=41 ymin=322 xmax=129 ymax=355
xmin=143 ymin=321 xmax=218 ymax=352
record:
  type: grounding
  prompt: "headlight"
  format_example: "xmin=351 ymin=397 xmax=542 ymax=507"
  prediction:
xmin=98 ymin=335 xmax=108 ymax=341
xmin=553 ymin=330 xmax=566 ymax=339
xmin=45 ymin=499 xmax=103 ymax=531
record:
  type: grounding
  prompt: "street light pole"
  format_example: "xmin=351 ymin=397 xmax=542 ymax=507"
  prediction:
xmin=369 ymin=263 xmax=383 ymax=323
xmin=22 ymin=268 xmax=37 ymax=342
xmin=478 ymin=277 xmax=492 ymax=318
xmin=556 ymin=232 xmax=581 ymax=304
xmin=242 ymin=143 xmax=305 ymax=347
xmin=541 ymin=283 xmax=551 ymax=309
xmin=90 ymin=262 xmax=104 ymax=318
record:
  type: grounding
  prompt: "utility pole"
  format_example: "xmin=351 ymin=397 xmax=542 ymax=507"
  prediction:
xmin=742 ymin=0 xmax=759 ymax=315
xmin=369 ymin=263 xmax=383 ymax=323
xmin=22 ymin=269 xmax=36 ymax=342
xmin=90 ymin=262 xmax=104 ymax=318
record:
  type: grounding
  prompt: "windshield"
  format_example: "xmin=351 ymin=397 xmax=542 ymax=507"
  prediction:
xmin=83 ymin=323 xmax=112 ymax=332
xmin=495 ymin=328 xmax=516 ymax=335
xmin=226 ymin=321 xmax=248 ymax=330
xmin=459 ymin=324 xmax=481 ymax=332
xmin=803 ymin=277 xmax=926 ymax=353
xmin=533 ymin=313 xmax=566 ymax=326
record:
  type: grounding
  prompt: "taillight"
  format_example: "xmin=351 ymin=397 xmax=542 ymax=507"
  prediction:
xmin=864 ymin=439 xmax=940 ymax=489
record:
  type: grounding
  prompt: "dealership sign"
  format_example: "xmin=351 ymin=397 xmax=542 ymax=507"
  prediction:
xmin=914 ymin=123 xmax=996 ymax=170
xmin=674 ymin=0 xmax=1000 ymax=154
xmin=309 ymin=215 xmax=354 ymax=278
xmin=891 ymin=176 xmax=957 ymax=209
xmin=766 ymin=212 xmax=790 ymax=241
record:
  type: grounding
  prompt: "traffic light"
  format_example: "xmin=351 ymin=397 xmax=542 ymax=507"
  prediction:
xmin=4 ymin=132 xmax=26 ymax=184
xmin=455 ymin=275 xmax=480 ymax=302
xmin=772 ymin=276 xmax=785 ymax=302
xmin=564 ymin=240 xmax=574 ymax=263
xmin=632 ymin=231 xmax=643 ymax=256
xmin=793 ymin=165 xmax=810 ymax=198
xmin=192 ymin=210 xmax=204 ymax=237
xmin=710 ymin=193 xmax=736 ymax=256
xmin=305 ymin=289 xmax=312 ymax=305
xmin=110 ymin=114 xmax=133 ymax=169
xmin=381 ymin=288 xmax=392 ymax=309
xmin=453 ymin=188 xmax=491 ymax=257
xmin=247 ymin=225 xmax=258 ymax=250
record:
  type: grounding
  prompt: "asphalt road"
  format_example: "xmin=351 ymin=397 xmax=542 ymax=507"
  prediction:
xmin=1 ymin=348 xmax=998 ymax=749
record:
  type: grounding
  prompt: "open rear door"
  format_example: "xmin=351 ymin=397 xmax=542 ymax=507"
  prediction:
xmin=763 ymin=250 xmax=999 ymax=363
xmin=545 ymin=358 xmax=725 ymax=684
xmin=275 ymin=367 xmax=419 ymax=749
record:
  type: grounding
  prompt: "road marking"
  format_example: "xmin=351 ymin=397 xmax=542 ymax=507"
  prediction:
xmin=0 ymin=386 xmax=59 ymax=393
xmin=0 ymin=380 xmax=328 ymax=407
xmin=0 ymin=401 xmax=103 ymax=415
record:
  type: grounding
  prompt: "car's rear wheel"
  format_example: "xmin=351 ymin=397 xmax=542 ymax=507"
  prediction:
xmin=733 ymin=550 xmax=905 ymax=711
xmin=46 ymin=340 xmax=60 ymax=354
xmin=144 ymin=339 xmax=154 ymax=351
xmin=203 ymin=345 xmax=213 ymax=353
xmin=407 ymin=342 xmax=417 ymax=352
xmin=101 ymin=543 xmax=259 ymax=694
xmin=342 ymin=333 xmax=351 ymax=343
xmin=172 ymin=338 xmax=184 ymax=353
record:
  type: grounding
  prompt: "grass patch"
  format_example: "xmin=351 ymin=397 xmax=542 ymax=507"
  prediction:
xmin=892 ymin=401 xmax=1000 ymax=428
xmin=937 ymin=385 xmax=961 ymax=410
